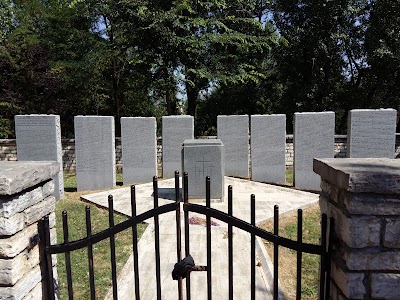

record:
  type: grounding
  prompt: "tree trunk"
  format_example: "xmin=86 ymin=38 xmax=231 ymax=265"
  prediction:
xmin=186 ymin=82 xmax=198 ymax=117
xmin=166 ymin=89 xmax=177 ymax=115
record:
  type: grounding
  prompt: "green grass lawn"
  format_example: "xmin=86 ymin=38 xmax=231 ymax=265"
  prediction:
xmin=260 ymin=204 xmax=321 ymax=300
xmin=286 ymin=167 xmax=293 ymax=186
xmin=57 ymin=174 xmax=147 ymax=299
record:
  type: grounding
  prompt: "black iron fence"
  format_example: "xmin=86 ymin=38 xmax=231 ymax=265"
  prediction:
xmin=39 ymin=171 xmax=333 ymax=299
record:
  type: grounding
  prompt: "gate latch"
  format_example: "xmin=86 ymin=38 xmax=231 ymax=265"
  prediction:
xmin=172 ymin=254 xmax=207 ymax=280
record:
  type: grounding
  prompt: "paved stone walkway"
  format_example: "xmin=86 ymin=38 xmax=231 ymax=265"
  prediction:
xmin=82 ymin=177 xmax=319 ymax=300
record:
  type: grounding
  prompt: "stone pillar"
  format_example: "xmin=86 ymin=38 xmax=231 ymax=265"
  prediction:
xmin=314 ymin=158 xmax=400 ymax=300
xmin=0 ymin=161 xmax=59 ymax=300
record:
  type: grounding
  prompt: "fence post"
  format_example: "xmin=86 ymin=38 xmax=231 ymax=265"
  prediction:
xmin=314 ymin=158 xmax=400 ymax=300
xmin=0 ymin=161 xmax=59 ymax=300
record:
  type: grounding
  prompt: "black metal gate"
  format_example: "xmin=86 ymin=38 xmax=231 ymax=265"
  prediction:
xmin=39 ymin=171 xmax=333 ymax=300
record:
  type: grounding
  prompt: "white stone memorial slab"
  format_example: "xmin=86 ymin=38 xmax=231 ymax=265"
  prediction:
xmin=347 ymin=109 xmax=397 ymax=158
xmin=251 ymin=114 xmax=286 ymax=184
xmin=217 ymin=115 xmax=249 ymax=178
xmin=121 ymin=117 xmax=157 ymax=184
xmin=74 ymin=116 xmax=116 ymax=191
xmin=162 ymin=116 xmax=194 ymax=178
xmin=15 ymin=115 xmax=64 ymax=199
xmin=294 ymin=112 xmax=335 ymax=191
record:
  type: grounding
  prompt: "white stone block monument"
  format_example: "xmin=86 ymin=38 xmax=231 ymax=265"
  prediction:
xmin=121 ymin=117 xmax=157 ymax=184
xmin=182 ymin=139 xmax=224 ymax=201
xmin=251 ymin=114 xmax=286 ymax=184
xmin=74 ymin=116 xmax=116 ymax=191
xmin=294 ymin=112 xmax=334 ymax=190
xmin=15 ymin=115 xmax=64 ymax=199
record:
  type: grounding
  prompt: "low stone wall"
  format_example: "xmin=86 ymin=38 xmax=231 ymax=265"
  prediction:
xmin=1 ymin=135 xmax=399 ymax=172
xmin=314 ymin=158 xmax=400 ymax=299
xmin=0 ymin=161 xmax=59 ymax=300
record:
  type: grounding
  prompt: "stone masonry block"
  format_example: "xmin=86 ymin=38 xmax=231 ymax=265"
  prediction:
xmin=24 ymin=196 xmax=56 ymax=226
xmin=384 ymin=218 xmax=400 ymax=248
xmin=0 ymin=161 xmax=58 ymax=196
xmin=345 ymin=250 xmax=400 ymax=271
xmin=325 ymin=202 xmax=381 ymax=248
xmin=21 ymin=281 xmax=42 ymax=300
xmin=331 ymin=263 xmax=366 ymax=299
xmin=344 ymin=193 xmax=400 ymax=216
xmin=0 ymin=223 xmax=37 ymax=258
xmin=371 ymin=273 xmax=400 ymax=300
xmin=0 ymin=245 xmax=39 ymax=285
xmin=0 ymin=264 xmax=41 ymax=300
xmin=0 ymin=180 xmax=53 ymax=220
xmin=314 ymin=158 xmax=400 ymax=194
xmin=0 ymin=212 xmax=24 ymax=236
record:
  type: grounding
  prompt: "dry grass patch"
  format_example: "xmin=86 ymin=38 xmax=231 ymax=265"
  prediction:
xmin=259 ymin=204 xmax=321 ymax=300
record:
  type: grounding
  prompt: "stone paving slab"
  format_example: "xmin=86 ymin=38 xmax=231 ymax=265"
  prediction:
xmin=82 ymin=177 xmax=319 ymax=299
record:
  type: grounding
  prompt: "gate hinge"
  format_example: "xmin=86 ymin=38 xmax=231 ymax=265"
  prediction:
xmin=28 ymin=234 xmax=40 ymax=251
xmin=172 ymin=254 xmax=207 ymax=280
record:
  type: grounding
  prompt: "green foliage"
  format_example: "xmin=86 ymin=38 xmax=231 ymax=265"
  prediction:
xmin=0 ymin=0 xmax=399 ymax=137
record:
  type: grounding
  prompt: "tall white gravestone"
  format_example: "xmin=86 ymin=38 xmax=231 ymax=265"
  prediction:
xmin=162 ymin=116 xmax=194 ymax=178
xmin=74 ymin=116 xmax=116 ymax=191
xmin=347 ymin=109 xmax=397 ymax=158
xmin=121 ymin=117 xmax=157 ymax=184
xmin=294 ymin=112 xmax=335 ymax=191
xmin=251 ymin=114 xmax=286 ymax=184
xmin=15 ymin=114 xmax=64 ymax=199
xmin=217 ymin=115 xmax=249 ymax=178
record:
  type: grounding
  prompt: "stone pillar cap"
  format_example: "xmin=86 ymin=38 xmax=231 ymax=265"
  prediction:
xmin=313 ymin=158 xmax=400 ymax=193
xmin=0 ymin=161 xmax=59 ymax=195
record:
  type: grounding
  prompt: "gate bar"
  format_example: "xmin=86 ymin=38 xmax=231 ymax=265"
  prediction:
xmin=325 ymin=218 xmax=334 ymax=300
xmin=296 ymin=209 xmax=303 ymax=300
xmin=130 ymin=185 xmax=140 ymax=300
xmin=175 ymin=171 xmax=183 ymax=300
xmin=85 ymin=206 xmax=96 ymax=300
xmin=183 ymin=172 xmax=191 ymax=300
xmin=62 ymin=211 xmax=74 ymax=300
xmin=319 ymin=214 xmax=328 ymax=299
xmin=206 ymin=176 xmax=212 ymax=300
xmin=251 ymin=194 xmax=256 ymax=300
xmin=40 ymin=215 xmax=56 ymax=300
xmin=273 ymin=205 xmax=279 ymax=300
xmin=108 ymin=196 xmax=118 ymax=300
xmin=153 ymin=176 xmax=162 ymax=300
xmin=228 ymin=185 xmax=233 ymax=300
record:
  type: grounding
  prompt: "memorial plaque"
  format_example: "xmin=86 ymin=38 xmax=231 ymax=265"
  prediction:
xmin=251 ymin=114 xmax=286 ymax=184
xmin=217 ymin=115 xmax=249 ymax=178
xmin=347 ymin=109 xmax=397 ymax=158
xmin=182 ymin=139 xmax=224 ymax=200
xmin=162 ymin=116 xmax=194 ymax=178
xmin=74 ymin=116 xmax=116 ymax=191
xmin=15 ymin=115 xmax=64 ymax=199
xmin=294 ymin=112 xmax=334 ymax=191
xmin=121 ymin=117 xmax=157 ymax=184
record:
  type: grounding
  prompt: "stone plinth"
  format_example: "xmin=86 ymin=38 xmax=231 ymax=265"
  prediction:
xmin=314 ymin=158 xmax=400 ymax=300
xmin=182 ymin=139 xmax=224 ymax=201
xmin=0 ymin=161 xmax=58 ymax=300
